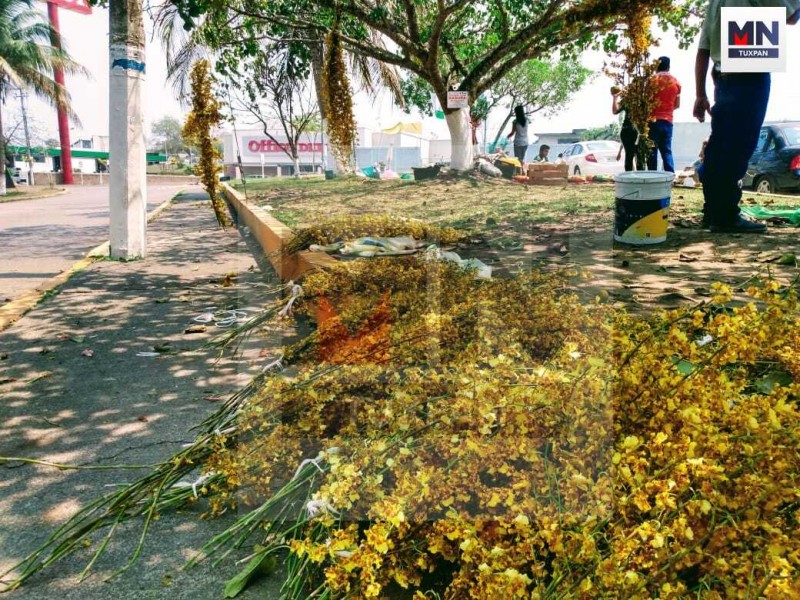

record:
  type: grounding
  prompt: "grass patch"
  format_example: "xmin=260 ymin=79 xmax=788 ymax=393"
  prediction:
xmin=233 ymin=175 xmax=709 ymax=234
xmin=1 ymin=187 xmax=65 ymax=203
xmin=0 ymin=191 xmax=27 ymax=203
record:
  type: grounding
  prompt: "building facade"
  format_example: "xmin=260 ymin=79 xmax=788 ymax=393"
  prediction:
xmin=221 ymin=130 xmax=327 ymax=178
xmin=7 ymin=145 xmax=166 ymax=181
xmin=221 ymin=126 xmax=434 ymax=177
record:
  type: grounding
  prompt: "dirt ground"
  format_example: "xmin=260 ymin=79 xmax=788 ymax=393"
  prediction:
xmin=469 ymin=189 xmax=800 ymax=311
xmin=240 ymin=176 xmax=800 ymax=312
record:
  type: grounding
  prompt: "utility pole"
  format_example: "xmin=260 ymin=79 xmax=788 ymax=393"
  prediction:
xmin=109 ymin=0 xmax=147 ymax=259
xmin=16 ymin=89 xmax=35 ymax=186
xmin=47 ymin=1 xmax=74 ymax=184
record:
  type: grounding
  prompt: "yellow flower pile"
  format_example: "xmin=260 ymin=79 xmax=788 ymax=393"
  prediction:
xmin=322 ymin=30 xmax=357 ymax=168
xmin=204 ymin=259 xmax=800 ymax=598
xmin=281 ymin=215 xmax=463 ymax=256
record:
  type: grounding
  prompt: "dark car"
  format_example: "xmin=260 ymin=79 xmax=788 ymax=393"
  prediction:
xmin=743 ymin=122 xmax=800 ymax=193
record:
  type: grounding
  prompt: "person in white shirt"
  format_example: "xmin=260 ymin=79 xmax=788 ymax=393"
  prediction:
xmin=506 ymin=105 xmax=530 ymax=164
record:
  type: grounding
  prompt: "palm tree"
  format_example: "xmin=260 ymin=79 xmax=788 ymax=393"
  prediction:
xmin=152 ymin=3 xmax=403 ymax=124
xmin=0 ymin=0 xmax=86 ymax=194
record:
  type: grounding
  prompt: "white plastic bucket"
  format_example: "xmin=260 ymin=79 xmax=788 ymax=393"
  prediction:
xmin=614 ymin=171 xmax=675 ymax=245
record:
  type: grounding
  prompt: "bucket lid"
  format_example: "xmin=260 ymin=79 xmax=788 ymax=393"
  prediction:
xmin=615 ymin=171 xmax=675 ymax=184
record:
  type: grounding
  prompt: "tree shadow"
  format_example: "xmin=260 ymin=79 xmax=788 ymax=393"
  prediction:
xmin=0 ymin=200 xmax=287 ymax=598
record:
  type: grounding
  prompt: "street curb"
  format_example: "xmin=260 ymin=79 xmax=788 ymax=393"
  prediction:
xmin=0 ymin=191 xmax=180 ymax=333
xmin=220 ymin=182 xmax=337 ymax=282
xmin=0 ymin=187 xmax=69 ymax=204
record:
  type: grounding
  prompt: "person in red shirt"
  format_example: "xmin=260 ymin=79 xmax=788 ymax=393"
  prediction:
xmin=647 ymin=56 xmax=681 ymax=172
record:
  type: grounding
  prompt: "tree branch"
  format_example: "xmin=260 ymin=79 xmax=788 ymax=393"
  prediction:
xmin=442 ymin=39 xmax=467 ymax=79
xmin=473 ymin=19 xmax=609 ymax=97
xmin=493 ymin=0 xmax=510 ymax=42
xmin=461 ymin=0 xmax=564 ymax=93
xmin=335 ymin=0 xmax=422 ymax=60
xmin=428 ymin=0 xmax=471 ymax=73
xmin=400 ymin=0 xmax=421 ymax=45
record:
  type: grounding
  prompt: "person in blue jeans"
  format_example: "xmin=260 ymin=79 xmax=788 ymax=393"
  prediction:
xmin=694 ymin=0 xmax=800 ymax=233
xmin=647 ymin=120 xmax=675 ymax=172
xmin=647 ymin=57 xmax=681 ymax=172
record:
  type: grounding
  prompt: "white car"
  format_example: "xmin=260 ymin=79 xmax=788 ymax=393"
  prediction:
xmin=561 ymin=140 xmax=625 ymax=177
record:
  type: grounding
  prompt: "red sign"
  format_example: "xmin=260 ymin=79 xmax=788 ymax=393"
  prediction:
xmin=47 ymin=0 xmax=92 ymax=15
xmin=247 ymin=139 xmax=323 ymax=154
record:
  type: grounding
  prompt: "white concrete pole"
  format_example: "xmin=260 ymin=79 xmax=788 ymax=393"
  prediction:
xmin=109 ymin=0 xmax=147 ymax=259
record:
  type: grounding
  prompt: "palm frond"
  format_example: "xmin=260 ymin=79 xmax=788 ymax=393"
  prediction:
xmin=0 ymin=0 xmax=87 ymax=122
xmin=346 ymin=30 xmax=403 ymax=107
xmin=152 ymin=2 xmax=208 ymax=102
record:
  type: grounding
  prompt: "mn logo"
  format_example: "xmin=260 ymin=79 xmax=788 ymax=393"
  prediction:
xmin=721 ymin=7 xmax=786 ymax=72
xmin=728 ymin=20 xmax=779 ymax=57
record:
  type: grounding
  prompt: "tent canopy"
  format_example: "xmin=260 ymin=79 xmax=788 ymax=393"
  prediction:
xmin=381 ymin=121 xmax=423 ymax=135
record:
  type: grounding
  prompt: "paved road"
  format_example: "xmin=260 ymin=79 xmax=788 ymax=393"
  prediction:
xmin=0 ymin=184 xmax=199 ymax=303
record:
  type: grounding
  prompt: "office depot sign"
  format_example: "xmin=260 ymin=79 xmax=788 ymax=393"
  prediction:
xmin=245 ymin=138 xmax=323 ymax=155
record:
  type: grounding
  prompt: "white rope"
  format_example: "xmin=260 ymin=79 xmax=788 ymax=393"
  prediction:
xmin=172 ymin=471 xmax=216 ymax=498
xmin=213 ymin=426 xmax=236 ymax=438
xmin=696 ymin=334 xmax=714 ymax=347
xmin=278 ymin=281 xmax=304 ymax=317
xmin=192 ymin=308 xmax=252 ymax=328
xmin=291 ymin=447 xmax=340 ymax=480
xmin=262 ymin=352 xmax=285 ymax=373
xmin=305 ymin=499 xmax=339 ymax=518
xmin=292 ymin=455 xmax=326 ymax=480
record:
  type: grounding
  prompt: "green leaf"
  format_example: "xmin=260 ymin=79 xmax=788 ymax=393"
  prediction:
xmin=754 ymin=370 xmax=793 ymax=395
xmin=671 ymin=357 xmax=696 ymax=376
xmin=224 ymin=552 xmax=276 ymax=598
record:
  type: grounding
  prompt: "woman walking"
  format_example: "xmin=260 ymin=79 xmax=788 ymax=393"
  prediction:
xmin=506 ymin=105 xmax=530 ymax=164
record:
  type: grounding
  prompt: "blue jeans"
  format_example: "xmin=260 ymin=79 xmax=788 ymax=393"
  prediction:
xmin=701 ymin=72 xmax=770 ymax=225
xmin=647 ymin=120 xmax=674 ymax=172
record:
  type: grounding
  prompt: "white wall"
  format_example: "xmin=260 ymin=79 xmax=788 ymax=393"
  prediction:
xmin=357 ymin=127 xmax=372 ymax=147
xmin=73 ymin=158 xmax=98 ymax=173
xmin=429 ymin=140 xmax=451 ymax=164
xmin=12 ymin=159 xmax=53 ymax=174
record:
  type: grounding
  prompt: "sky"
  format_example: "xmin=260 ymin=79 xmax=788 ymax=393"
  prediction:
xmin=21 ymin=5 xmax=800 ymax=145
xmin=25 ymin=4 xmax=185 ymax=144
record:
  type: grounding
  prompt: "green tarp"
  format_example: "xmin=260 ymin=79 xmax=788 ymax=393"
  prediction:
xmin=740 ymin=205 xmax=800 ymax=226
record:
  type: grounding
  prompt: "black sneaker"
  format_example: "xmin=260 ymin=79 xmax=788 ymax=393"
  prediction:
xmin=709 ymin=217 xmax=767 ymax=233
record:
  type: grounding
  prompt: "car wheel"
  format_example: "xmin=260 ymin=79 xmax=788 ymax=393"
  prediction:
xmin=574 ymin=166 xmax=581 ymax=176
xmin=755 ymin=176 xmax=775 ymax=194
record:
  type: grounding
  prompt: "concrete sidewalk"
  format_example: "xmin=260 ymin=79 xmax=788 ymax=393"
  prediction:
xmin=0 ymin=194 xmax=285 ymax=598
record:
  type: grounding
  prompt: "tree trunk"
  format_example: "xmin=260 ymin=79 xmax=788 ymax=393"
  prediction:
xmin=0 ymin=101 xmax=6 ymax=196
xmin=446 ymin=108 xmax=473 ymax=171
xmin=309 ymin=38 xmax=338 ymax=174
xmin=293 ymin=155 xmax=300 ymax=178
xmin=492 ymin=108 xmax=515 ymax=150
xmin=310 ymin=40 xmax=326 ymax=123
